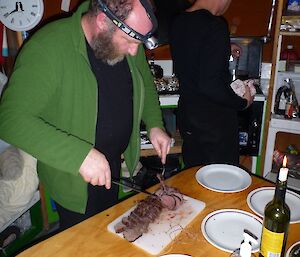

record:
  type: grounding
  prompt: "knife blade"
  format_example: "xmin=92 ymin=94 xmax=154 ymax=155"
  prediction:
xmin=161 ymin=164 xmax=166 ymax=178
xmin=111 ymin=177 xmax=154 ymax=196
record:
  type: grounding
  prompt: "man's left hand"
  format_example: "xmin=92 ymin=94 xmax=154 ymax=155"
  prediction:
xmin=149 ymin=127 xmax=171 ymax=164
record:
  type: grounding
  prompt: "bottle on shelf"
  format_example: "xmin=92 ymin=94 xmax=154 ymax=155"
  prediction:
xmin=274 ymin=84 xmax=289 ymax=115
xmin=280 ymin=45 xmax=299 ymax=72
xmin=286 ymin=78 xmax=300 ymax=118
xmin=284 ymin=89 xmax=294 ymax=119
xmin=259 ymin=156 xmax=291 ymax=257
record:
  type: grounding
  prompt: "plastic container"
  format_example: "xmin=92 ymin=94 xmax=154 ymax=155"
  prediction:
xmin=230 ymin=231 xmax=258 ymax=257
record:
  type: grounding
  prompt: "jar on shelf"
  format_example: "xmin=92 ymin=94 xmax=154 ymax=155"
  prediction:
xmin=280 ymin=45 xmax=299 ymax=71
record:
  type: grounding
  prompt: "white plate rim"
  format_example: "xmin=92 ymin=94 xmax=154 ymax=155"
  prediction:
xmin=201 ymin=208 xmax=263 ymax=253
xmin=247 ymin=187 xmax=300 ymax=224
xmin=286 ymin=241 xmax=300 ymax=257
xmin=195 ymin=164 xmax=252 ymax=193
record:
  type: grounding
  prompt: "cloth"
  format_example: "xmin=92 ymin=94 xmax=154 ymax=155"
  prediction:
xmin=230 ymin=79 xmax=256 ymax=97
xmin=170 ymin=9 xmax=248 ymax=167
xmin=0 ymin=147 xmax=38 ymax=228
xmin=0 ymin=1 xmax=164 ymax=214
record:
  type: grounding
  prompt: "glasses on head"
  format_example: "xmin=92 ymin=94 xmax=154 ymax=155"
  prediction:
xmin=96 ymin=0 xmax=158 ymax=50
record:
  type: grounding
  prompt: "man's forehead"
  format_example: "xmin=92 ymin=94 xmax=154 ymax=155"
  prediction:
xmin=125 ymin=0 xmax=153 ymax=36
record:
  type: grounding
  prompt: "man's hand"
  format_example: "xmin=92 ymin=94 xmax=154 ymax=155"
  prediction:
xmin=149 ymin=127 xmax=171 ymax=164
xmin=231 ymin=43 xmax=242 ymax=59
xmin=79 ymin=148 xmax=111 ymax=189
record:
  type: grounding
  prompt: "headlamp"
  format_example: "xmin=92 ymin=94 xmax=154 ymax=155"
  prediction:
xmin=96 ymin=0 xmax=158 ymax=50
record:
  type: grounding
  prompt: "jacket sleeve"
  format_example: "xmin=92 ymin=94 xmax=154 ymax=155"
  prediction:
xmin=0 ymin=40 xmax=92 ymax=175
xmin=136 ymin=46 xmax=164 ymax=131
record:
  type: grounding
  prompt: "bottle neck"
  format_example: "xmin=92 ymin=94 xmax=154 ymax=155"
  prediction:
xmin=274 ymin=179 xmax=287 ymax=203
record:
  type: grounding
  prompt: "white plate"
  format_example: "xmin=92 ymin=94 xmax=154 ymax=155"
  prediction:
xmin=286 ymin=241 xmax=300 ymax=257
xmin=201 ymin=209 xmax=262 ymax=253
xmin=247 ymin=187 xmax=300 ymax=224
xmin=195 ymin=164 xmax=252 ymax=193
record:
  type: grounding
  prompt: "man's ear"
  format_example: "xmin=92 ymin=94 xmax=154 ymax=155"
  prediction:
xmin=96 ymin=12 xmax=108 ymax=32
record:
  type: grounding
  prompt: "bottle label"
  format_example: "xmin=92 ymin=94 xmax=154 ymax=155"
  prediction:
xmin=260 ymin=227 xmax=284 ymax=257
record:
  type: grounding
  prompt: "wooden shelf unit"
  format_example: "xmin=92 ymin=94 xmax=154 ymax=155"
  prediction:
xmin=260 ymin=0 xmax=300 ymax=189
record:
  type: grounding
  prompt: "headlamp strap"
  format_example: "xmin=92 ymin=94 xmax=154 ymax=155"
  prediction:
xmin=96 ymin=0 xmax=157 ymax=42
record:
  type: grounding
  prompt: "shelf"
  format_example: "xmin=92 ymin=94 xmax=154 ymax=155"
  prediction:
xmin=159 ymin=93 xmax=266 ymax=107
xmin=278 ymin=71 xmax=300 ymax=75
xmin=261 ymin=0 xmax=300 ymax=178
xmin=270 ymin=114 xmax=300 ymax=131
xmin=254 ymin=94 xmax=266 ymax=102
xmin=159 ymin=94 xmax=179 ymax=107
xmin=265 ymin=172 xmax=300 ymax=191
xmin=280 ymin=31 xmax=300 ymax=36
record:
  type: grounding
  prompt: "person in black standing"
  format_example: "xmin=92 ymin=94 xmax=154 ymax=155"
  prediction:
xmin=169 ymin=0 xmax=254 ymax=168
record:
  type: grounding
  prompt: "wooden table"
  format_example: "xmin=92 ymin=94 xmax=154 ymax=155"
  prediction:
xmin=17 ymin=167 xmax=300 ymax=257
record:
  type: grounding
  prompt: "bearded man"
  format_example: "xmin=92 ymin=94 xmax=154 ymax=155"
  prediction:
xmin=0 ymin=0 xmax=170 ymax=231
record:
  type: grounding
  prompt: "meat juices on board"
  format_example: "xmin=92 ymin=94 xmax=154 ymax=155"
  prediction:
xmin=114 ymin=174 xmax=184 ymax=242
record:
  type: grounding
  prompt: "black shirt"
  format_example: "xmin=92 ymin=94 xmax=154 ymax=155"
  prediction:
xmin=85 ymin=42 xmax=133 ymax=214
xmin=87 ymin=44 xmax=133 ymax=173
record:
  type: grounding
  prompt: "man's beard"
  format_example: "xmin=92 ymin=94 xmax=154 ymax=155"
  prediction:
xmin=91 ymin=30 xmax=125 ymax=66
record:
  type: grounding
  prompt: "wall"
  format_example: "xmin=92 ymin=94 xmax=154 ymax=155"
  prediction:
xmin=225 ymin=0 xmax=276 ymax=62
xmin=147 ymin=0 xmax=280 ymax=62
xmin=41 ymin=0 xmax=84 ymax=21
xmin=24 ymin=0 xmax=281 ymax=63
xmin=4 ymin=0 xmax=300 ymax=65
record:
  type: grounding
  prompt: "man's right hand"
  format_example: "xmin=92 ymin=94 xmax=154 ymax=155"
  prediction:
xmin=79 ymin=148 xmax=111 ymax=189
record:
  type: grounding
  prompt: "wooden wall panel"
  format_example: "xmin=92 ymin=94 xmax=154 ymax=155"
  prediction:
xmin=224 ymin=0 xmax=278 ymax=63
xmin=42 ymin=0 xmax=84 ymax=21
xmin=145 ymin=0 xmax=280 ymax=62
xmin=3 ymin=0 xmax=289 ymax=65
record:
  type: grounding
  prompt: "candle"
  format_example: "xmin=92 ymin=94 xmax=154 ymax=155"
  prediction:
xmin=279 ymin=155 xmax=288 ymax=182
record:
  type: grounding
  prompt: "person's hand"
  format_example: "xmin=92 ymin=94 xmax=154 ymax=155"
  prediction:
xmin=243 ymin=85 xmax=254 ymax=108
xmin=149 ymin=127 xmax=171 ymax=164
xmin=231 ymin=43 xmax=242 ymax=59
xmin=79 ymin=148 xmax=111 ymax=189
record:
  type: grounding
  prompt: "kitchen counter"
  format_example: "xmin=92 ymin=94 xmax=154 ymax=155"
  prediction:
xmin=17 ymin=167 xmax=300 ymax=257
xmin=159 ymin=93 xmax=266 ymax=107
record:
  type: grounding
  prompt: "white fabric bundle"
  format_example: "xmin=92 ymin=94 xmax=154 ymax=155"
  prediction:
xmin=0 ymin=147 xmax=38 ymax=228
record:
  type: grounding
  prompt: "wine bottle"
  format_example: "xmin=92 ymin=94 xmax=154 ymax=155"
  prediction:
xmin=259 ymin=156 xmax=291 ymax=257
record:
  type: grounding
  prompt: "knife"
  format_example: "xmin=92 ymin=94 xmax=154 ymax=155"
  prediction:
xmin=111 ymin=177 xmax=154 ymax=196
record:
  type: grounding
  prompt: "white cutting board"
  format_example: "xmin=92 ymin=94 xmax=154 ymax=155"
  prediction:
xmin=107 ymin=195 xmax=206 ymax=255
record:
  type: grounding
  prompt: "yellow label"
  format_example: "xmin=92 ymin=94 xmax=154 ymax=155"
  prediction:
xmin=260 ymin=227 xmax=284 ymax=257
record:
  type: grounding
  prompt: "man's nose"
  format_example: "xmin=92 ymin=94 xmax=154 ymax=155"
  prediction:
xmin=127 ymin=43 xmax=139 ymax=56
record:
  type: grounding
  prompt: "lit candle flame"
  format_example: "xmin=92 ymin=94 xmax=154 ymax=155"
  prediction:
xmin=283 ymin=155 xmax=287 ymax=168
